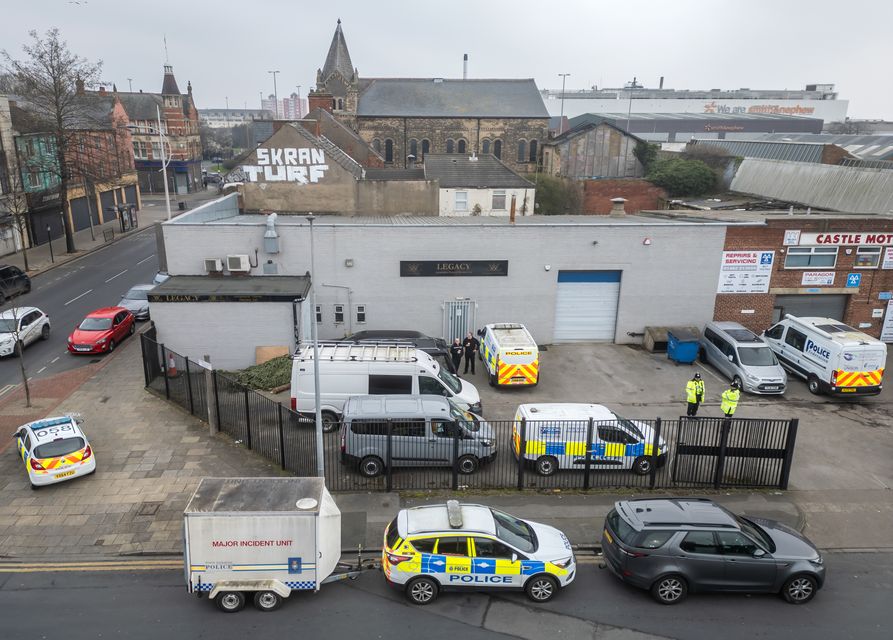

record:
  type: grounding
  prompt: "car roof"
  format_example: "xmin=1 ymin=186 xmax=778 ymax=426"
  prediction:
xmin=86 ymin=306 xmax=128 ymax=318
xmin=0 ymin=306 xmax=41 ymax=320
xmin=403 ymin=503 xmax=497 ymax=537
xmin=518 ymin=403 xmax=617 ymax=421
xmin=22 ymin=416 xmax=84 ymax=443
xmin=615 ymin=498 xmax=738 ymax=530
xmin=709 ymin=322 xmax=765 ymax=344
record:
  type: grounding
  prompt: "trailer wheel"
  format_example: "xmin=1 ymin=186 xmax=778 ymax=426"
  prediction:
xmin=253 ymin=590 xmax=283 ymax=612
xmin=359 ymin=456 xmax=384 ymax=477
xmin=215 ymin=591 xmax=246 ymax=613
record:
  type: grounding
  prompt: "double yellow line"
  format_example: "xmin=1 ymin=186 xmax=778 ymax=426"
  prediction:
xmin=0 ymin=559 xmax=183 ymax=573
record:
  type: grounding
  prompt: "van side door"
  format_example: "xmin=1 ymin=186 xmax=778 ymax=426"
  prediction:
xmin=429 ymin=419 xmax=458 ymax=466
xmin=781 ymin=327 xmax=809 ymax=378
xmin=591 ymin=425 xmax=629 ymax=468
xmin=390 ymin=418 xmax=428 ymax=467
xmin=419 ymin=375 xmax=449 ymax=398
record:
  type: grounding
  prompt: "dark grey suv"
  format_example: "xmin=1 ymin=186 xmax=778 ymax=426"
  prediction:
xmin=0 ymin=265 xmax=31 ymax=302
xmin=601 ymin=498 xmax=825 ymax=605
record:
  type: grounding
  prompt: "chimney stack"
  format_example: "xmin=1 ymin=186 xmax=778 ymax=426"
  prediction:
xmin=463 ymin=54 xmax=468 ymax=80
xmin=76 ymin=78 xmax=85 ymax=96
xmin=609 ymin=197 xmax=627 ymax=217
xmin=510 ymin=194 xmax=517 ymax=225
xmin=659 ymin=76 xmax=664 ymax=89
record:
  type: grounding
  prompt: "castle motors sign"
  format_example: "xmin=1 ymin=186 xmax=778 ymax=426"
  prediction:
xmin=798 ymin=232 xmax=893 ymax=246
xmin=400 ymin=261 xmax=509 ymax=277
xmin=240 ymin=147 xmax=330 ymax=184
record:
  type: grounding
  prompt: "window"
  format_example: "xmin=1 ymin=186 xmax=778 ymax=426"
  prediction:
xmin=765 ymin=324 xmax=784 ymax=340
xmin=716 ymin=531 xmax=759 ymax=556
xmin=432 ymin=420 xmax=457 ymax=438
xmin=455 ymin=191 xmax=468 ymax=212
xmin=332 ymin=98 xmax=337 ymax=110
xmin=680 ymin=531 xmax=719 ymax=554
xmin=27 ymin=169 xmax=41 ymax=188
xmin=517 ymin=140 xmax=527 ymax=163
xmin=493 ymin=140 xmax=502 ymax=159
xmin=355 ymin=304 xmax=366 ymax=324
xmin=436 ymin=537 xmax=468 ymax=556
xmin=315 ymin=305 xmax=322 ymax=323
xmin=151 ymin=141 xmax=163 ymax=159
xmin=492 ymin=189 xmax=506 ymax=210
xmin=419 ymin=376 xmax=447 ymax=396
xmin=411 ymin=538 xmax=437 ymax=554
xmin=337 ymin=98 xmax=344 ymax=110
xmin=334 ymin=304 xmax=344 ymax=323
xmin=372 ymin=139 xmax=382 ymax=154
xmin=784 ymin=246 xmax=838 ymax=268
xmin=529 ymin=139 xmax=538 ymax=162
xmin=368 ymin=374 xmax=412 ymax=395
xmin=409 ymin=139 xmax=418 ymax=159
xmin=482 ymin=139 xmax=491 ymax=155
xmin=457 ymin=139 xmax=466 ymax=154
xmin=473 ymin=537 xmax=515 ymax=559
xmin=597 ymin=425 xmax=636 ymax=444
xmin=132 ymin=141 xmax=146 ymax=159
xmin=350 ymin=420 xmax=388 ymax=436
xmin=391 ymin=419 xmax=426 ymax=438
xmin=784 ymin=327 xmax=807 ymax=352
xmin=421 ymin=139 xmax=430 ymax=156
xmin=385 ymin=139 xmax=394 ymax=163
xmin=855 ymin=246 xmax=881 ymax=268
xmin=446 ymin=139 xmax=455 ymax=154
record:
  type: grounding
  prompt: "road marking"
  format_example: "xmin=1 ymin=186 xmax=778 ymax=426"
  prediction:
xmin=0 ymin=384 xmax=17 ymax=398
xmin=105 ymin=269 xmax=128 ymax=283
xmin=51 ymin=357 xmax=60 ymax=363
xmin=36 ymin=367 xmax=46 ymax=374
xmin=137 ymin=255 xmax=155 ymax=265
xmin=64 ymin=289 xmax=93 ymax=306
xmin=0 ymin=559 xmax=183 ymax=573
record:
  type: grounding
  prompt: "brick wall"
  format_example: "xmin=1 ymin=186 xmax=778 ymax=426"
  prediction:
xmin=582 ymin=179 xmax=667 ymax=214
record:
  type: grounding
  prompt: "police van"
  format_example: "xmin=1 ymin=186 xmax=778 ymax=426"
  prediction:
xmin=478 ymin=323 xmax=539 ymax=387
xmin=383 ymin=500 xmax=575 ymax=605
xmin=762 ymin=315 xmax=887 ymax=396
xmin=513 ymin=403 xmax=668 ymax=476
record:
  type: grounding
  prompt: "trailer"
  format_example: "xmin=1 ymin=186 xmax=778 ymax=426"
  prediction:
xmin=184 ymin=477 xmax=366 ymax=613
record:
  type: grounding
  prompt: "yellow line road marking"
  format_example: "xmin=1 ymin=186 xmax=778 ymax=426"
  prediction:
xmin=0 ymin=560 xmax=182 ymax=573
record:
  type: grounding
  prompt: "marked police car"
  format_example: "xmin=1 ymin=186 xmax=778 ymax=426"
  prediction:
xmin=13 ymin=416 xmax=96 ymax=489
xmin=383 ymin=500 xmax=575 ymax=605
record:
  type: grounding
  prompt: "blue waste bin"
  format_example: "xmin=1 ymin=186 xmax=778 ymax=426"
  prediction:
xmin=667 ymin=328 xmax=699 ymax=365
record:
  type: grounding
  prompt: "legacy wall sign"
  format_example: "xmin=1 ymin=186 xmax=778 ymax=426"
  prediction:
xmin=400 ymin=261 xmax=509 ymax=277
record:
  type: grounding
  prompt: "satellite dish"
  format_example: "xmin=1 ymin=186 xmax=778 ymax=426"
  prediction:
xmin=296 ymin=498 xmax=318 ymax=510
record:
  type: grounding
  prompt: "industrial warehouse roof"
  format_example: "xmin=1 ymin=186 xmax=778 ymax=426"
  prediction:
xmin=148 ymin=275 xmax=311 ymax=302
xmin=569 ymin=112 xmax=823 ymax=126
xmin=356 ymin=79 xmax=550 ymax=118
xmin=722 ymin=133 xmax=893 ymax=162
xmin=423 ymin=154 xmax=534 ymax=188
xmin=688 ymin=139 xmax=840 ymax=164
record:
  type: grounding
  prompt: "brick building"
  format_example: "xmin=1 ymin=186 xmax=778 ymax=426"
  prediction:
xmin=308 ymin=21 xmax=549 ymax=173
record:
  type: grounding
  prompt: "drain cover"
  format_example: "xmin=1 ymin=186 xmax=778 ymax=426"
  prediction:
xmin=137 ymin=501 xmax=162 ymax=517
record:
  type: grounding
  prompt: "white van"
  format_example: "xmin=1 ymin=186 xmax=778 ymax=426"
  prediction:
xmin=762 ymin=315 xmax=886 ymax=396
xmin=478 ymin=323 xmax=539 ymax=387
xmin=513 ymin=403 xmax=668 ymax=476
xmin=291 ymin=343 xmax=482 ymax=431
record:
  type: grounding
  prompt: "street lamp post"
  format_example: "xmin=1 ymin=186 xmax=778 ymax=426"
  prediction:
xmin=268 ymin=70 xmax=280 ymax=118
xmin=156 ymin=105 xmax=173 ymax=221
xmin=46 ymin=225 xmax=54 ymax=263
xmin=558 ymin=73 xmax=570 ymax=134
xmin=625 ymin=76 xmax=639 ymax=134
xmin=307 ymin=213 xmax=325 ymax=478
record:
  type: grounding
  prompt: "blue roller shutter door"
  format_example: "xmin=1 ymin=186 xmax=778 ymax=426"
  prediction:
xmin=553 ymin=271 xmax=621 ymax=342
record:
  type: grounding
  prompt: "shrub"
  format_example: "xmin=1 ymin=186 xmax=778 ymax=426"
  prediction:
xmin=646 ymin=158 xmax=716 ymax=196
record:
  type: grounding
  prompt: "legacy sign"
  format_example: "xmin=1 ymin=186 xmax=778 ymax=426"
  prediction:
xmin=798 ymin=232 xmax=893 ymax=246
xmin=240 ymin=147 xmax=330 ymax=184
xmin=400 ymin=260 xmax=509 ymax=277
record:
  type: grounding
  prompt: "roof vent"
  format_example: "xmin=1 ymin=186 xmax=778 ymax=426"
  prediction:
xmin=446 ymin=500 xmax=463 ymax=528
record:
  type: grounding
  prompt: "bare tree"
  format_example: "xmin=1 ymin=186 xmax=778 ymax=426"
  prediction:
xmin=1 ymin=306 xmax=33 ymax=407
xmin=2 ymin=28 xmax=102 ymax=253
xmin=2 ymin=169 xmax=32 ymax=271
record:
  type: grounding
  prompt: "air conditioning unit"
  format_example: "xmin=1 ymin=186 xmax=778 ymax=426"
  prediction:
xmin=227 ymin=254 xmax=251 ymax=273
xmin=204 ymin=258 xmax=223 ymax=273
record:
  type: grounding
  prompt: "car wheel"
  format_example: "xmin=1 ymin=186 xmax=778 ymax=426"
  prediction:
xmin=782 ymin=574 xmax=817 ymax=604
xmin=651 ymin=574 xmax=688 ymax=605
xmin=405 ymin=576 xmax=439 ymax=605
xmin=129 ymin=323 xmax=135 ymax=336
xmin=358 ymin=456 xmax=384 ymax=478
xmin=41 ymin=324 xmax=50 ymax=340
xmin=215 ymin=591 xmax=246 ymax=613
xmin=457 ymin=454 xmax=479 ymax=474
xmin=535 ymin=455 xmax=559 ymax=476
xmin=488 ymin=372 xmax=497 ymax=387
xmin=525 ymin=574 xmax=558 ymax=603
xmin=108 ymin=340 xmax=116 ymax=353
xmin=321 ymin=411 xmax=339 ymax=433
xmin=807 ymin=375 xmax=822 ymax=395
xmin=253 ymin=590 xmax=283 ymax=612
xmin=632 ymin=456 xmax=652 ymax=476
xmin=30 ymin=482 xmax=40 ymax=491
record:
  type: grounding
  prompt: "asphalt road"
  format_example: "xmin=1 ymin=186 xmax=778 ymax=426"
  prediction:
xmin=0 ymin=229 xmax=158 ymax=393
xmin=0 ymin=552 xmax=887 ymax=639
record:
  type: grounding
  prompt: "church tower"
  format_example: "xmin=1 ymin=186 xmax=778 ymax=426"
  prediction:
xmin=310 ymin=20 xmax=359 ymax=127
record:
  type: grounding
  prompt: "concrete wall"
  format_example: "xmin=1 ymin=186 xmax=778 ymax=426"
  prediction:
xmin=151 ymin=301 xmax=297 ymax=369
xmin=162 ymin=216 xmax=726 ymax=345
xmin=439 ymin=187 xmax=534 ymax=216
xmin=582 ymin=180 xmax=667 ymax=215
xmin=357 ymin=180 xmax=437 ymax=215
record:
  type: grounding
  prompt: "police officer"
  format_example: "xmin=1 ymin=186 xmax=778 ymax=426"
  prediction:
xmin=463 ymin=332 xmax=480 ymax=374
xmin=721 ymin=381 xmax=741 ymax=418
xmin=685 ymin=372 xmax=705 ymax=417
xmin=450 ymin=338 xmax=463 ymax=372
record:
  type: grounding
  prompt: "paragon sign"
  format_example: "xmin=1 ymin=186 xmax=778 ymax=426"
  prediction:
xmin=240 ymin=147 xmax=330 ymax=184
xmin=400 ymin=260 xmax=508 ymax=277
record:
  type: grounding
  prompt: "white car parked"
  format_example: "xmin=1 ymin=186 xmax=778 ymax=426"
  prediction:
xmin=0 ymin=306 xmax=51 ymax=357
xmin=14 ymin=415 xmax=96 ymax=489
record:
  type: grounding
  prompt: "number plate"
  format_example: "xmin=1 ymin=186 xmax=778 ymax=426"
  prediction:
xmin=764 ymin=385 xmax=780 ymax=390
xmin=603 ymin=529 xmax=613 ymax=544
xmin=75 ymin=346 xmax=92 ymax=352
xmin=840 ymin=388 xmax=857 ymax=393
xmin=56 ymin=470 xmax=76 ymax=478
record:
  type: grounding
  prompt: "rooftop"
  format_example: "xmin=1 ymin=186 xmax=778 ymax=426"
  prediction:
xmin=148 ymin=275 xmax=311 ymax=302
xmin=423 ymin=154 xmax=534 ymax=188
xmin=185 ymin=477 xmax=325 ymax=513
xmin=688 ymin=139 xmax=846 ymax=164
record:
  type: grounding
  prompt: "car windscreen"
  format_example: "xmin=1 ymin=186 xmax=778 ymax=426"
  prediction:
xmin=437 ymin=367 xmax=462 ymax=394
xmin=615 ymin=416 xmax=644 ymax=440
xmin=33 ymin=437 xmax=85 ymax=459
xmin=449 ymin=402 xmax=480 ymax=432
xmin=738 ymin=346 xmax=778 ymax=366
xmin=124 ymin=288 xmax=149 ymax=300
xmin=737 ymin=516 xmax=776 ymax=553
xmin=491 ymin=508 xmax=537 ymax=553
xmin=79 ymin=317 xmax=113 ymax=331
xmin=0 ymin=319 xmax=17 ymax=332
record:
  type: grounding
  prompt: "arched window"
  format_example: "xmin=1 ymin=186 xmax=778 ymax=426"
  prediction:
xmin=517 ymin=140 xmax=527 ymax=163
xmin=332 ymin=98 xmax=337 ymax=110
xmin=385 ymin=139 xmax=394 ymax=163
xmin=337 ymin=98 xmax=344 ymax=110
xmin=409 ymin=139 xmax=418 ymax=159
xmin=421 ymin=139 xmax=430 ymax=156
xmin=493 ymin=139 xmax=502 ymax=159
xmin=481 ymin=139 xmax=491 ymax=155
xmin=457 ymin=139 xmax=466 ymax=154
xmin=529 ymin=139 xmax=538 ymax=162
xmin=446 ymin=139 xmax=455 ymax=154
xmin=372 ymin=138 xmax=381 ymax=154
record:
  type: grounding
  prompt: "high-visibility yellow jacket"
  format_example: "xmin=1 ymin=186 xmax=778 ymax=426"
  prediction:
xmin=686 ymin=379 xmax=705 ymax=403
xmin=721 ymin=388 xmax=741 ymax=415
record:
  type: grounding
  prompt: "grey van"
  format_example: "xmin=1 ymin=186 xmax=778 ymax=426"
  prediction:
xmin=340 ymin=395 xmax=496 ymax=477
xmin=699 ymin=321 xmax=787 ymax=394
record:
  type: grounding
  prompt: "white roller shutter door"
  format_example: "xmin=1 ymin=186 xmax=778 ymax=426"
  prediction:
xmin=553 ymin=271 xmax=621 ymax=342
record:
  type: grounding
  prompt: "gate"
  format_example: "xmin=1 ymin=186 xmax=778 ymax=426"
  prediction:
xmin=443 ymin=299 xmax=476 ymax=343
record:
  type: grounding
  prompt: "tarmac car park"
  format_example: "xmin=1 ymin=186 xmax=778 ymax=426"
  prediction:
xmin=13 ymin=416 xmax=96 ymax=489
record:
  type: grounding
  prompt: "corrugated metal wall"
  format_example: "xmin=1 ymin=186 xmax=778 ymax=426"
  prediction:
xmin=731 ymin=159 xmax=893 ymax=213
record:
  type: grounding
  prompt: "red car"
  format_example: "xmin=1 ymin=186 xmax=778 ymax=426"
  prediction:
xmin=67 ymin=307 xmax=135 ymax=354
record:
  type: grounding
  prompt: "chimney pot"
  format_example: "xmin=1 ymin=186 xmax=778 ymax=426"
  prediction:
xmin=609 ymin=197 xmax=627 ymax=217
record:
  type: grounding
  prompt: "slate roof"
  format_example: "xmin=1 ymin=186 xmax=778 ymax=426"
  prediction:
xmin=117 ymin=92 xmax=165 ymax=121
xmin=321 ymin=20 xmax=355 ymax=82
xmin=161 ymin=65 xmax=180 ymax=95
xmin=548 ymin=120 xmax=646 ymax=145
xmin=9 ymin=94 xmax=117 ymax=132
xmin=423 ymin=154 xmax=534 ymax=188
xmin=357 ymin=79 xmax=549 ymax=118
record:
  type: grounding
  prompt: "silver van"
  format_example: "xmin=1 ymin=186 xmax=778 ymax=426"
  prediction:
xmin=339 ymin=395 xmax=496 ymax=477
xmin=699 ymin=321 xmax=787 ymax=394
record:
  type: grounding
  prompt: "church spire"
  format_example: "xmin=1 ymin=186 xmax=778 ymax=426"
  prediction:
xmin=320 ymin=19 xmax=355 ymax=83
xmin=161 ymin=64 xmax=180 ymax=95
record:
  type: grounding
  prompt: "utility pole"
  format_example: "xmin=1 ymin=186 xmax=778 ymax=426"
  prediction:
xmin=127 ymin=77 xmax=133 ymax=92
xmin=307 ymin=213 xmax=325 ymax=478
xmin=558 ymin=73 xmax=570 ymax=134
xmin=625 ymin=76 xmax=639 ymax=134
xmin=268 ymin=70 xmax=280 ymax=118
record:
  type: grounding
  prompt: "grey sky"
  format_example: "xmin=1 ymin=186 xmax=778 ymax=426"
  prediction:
xmin=3 ymin=0 xmax=890 ymax=119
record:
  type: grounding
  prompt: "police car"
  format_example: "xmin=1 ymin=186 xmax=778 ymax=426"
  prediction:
xmin=13 ymin=416 xmax=96 ymax=489
xmin=383 ymin=500 xmax=575 ymax=605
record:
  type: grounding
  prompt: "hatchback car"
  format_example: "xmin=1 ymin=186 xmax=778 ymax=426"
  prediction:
xmin=383 ymin=500 xmax=575 ymax=605
xmin=118 ymin=284 xmax=154 ymax=320
xmin=68 ymin=307 xmax=135 ymax=354
xmin=0 ymin=265 xmax=31 ymax=302
xmin=0 ymin=307 xmax=50 ymax=357
xmin=601 ymin=498 xmax=825 ymax=605
xmin=14 ymin=415 xmax=96 ymax=489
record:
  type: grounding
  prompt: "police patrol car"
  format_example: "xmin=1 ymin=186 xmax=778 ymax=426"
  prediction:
xmin=14 ymin=416 xmax=96 ymax=489
xmin=383 ymin=500 xmax=575 ymax=605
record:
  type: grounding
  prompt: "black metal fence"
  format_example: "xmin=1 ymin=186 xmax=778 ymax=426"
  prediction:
xmin=140 ymin=334 xmax=799 ymax=491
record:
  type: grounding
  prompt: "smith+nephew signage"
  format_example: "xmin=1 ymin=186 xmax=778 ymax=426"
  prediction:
xmin=400 ymin=260 xmax=509 ymax=277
